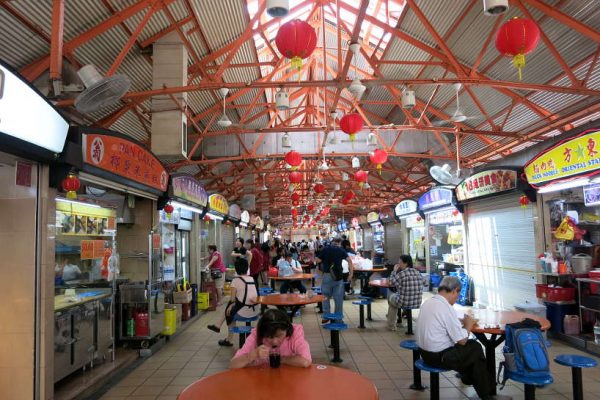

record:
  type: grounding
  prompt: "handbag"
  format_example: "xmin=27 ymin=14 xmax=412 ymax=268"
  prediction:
xmin=268 ymin=267 xmax=279 ymax=277
xmin=210 ymin=269 xmax=223 ymax=280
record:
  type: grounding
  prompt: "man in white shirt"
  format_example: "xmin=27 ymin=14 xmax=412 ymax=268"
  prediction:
xmin=416 ymin=276 xmax=504 ymax=400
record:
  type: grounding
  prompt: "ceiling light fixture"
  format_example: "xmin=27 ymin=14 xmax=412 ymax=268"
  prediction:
xmin=281 ymin=132 xmax=292 ymax=148
xmin=483 ymin=0 xmax=509 ymax=16
xmin=367 ymin=132 xmax=378 ymax=146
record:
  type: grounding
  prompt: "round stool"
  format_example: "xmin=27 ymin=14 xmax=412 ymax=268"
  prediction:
xmin=554 ymin=354 xmax=598 ymax=400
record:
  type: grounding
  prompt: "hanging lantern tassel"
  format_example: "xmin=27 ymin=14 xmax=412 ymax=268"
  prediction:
xmin=513 ymin=54 xmax=526 ymax=81
xmin=291 ymin=56 xmax=302 ymax=70
xmin=519 ymin=195 xmax=529 ymax=209
xmin=376 ymin=163 xmax=382 ymax=174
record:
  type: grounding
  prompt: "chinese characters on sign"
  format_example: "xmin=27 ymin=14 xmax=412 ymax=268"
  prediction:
xmin=455 ymin=170 xmax=518 ymax=202
xmin=524 ymin=129 xmax=600 ymax=187
xmin=418 ymin=187 xmax=453 ymax=211
xmin=394 ymin=200 xmax=418 ymax=217
xmin=83 ymin=133 xmax=168 ymax=192
xmin=171 ymin=175 xmax=208 ymax=208
xmin=208 ymin=194 xmax=229 ymax=215
xmin=367 ymin=212 xmax=380 ymax=224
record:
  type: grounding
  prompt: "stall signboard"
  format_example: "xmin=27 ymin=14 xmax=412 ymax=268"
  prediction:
xmin=80 ymin=240 xmax=107 ymax=260
xmin=524 ymin=128 xmax=600 ymax=188
xmin=228 ymin=204 xmax=241 ymax=222
xmin=253 ymin=215 xmax=264 ymax=230
xmin=405 ymin=214 xmax=424 ymax=228
xmin=379 ymin=206 xmax=395 ymax=223
xmin=583 ymin=183 xmax=600 ymax=206
xmin=429 ymin=208 xmax=462 ymax=225
xmin=171 ymin=175 xmax=207 ymax=208
xmin=456 ymin=169 xmax=518 ymax=202
xmin=208 ymin=194 xmax=229 ymax=216
xmin=0 ymin=63 xmax=69 ymax=154
xmin=82 ymin=133 xmax=169 ymax=192
xmin=240 ymin=210 xmax=250 ymax=227
xmin=418 ymin=187 xmax=454 ymax=212
xmin=367 ymin=212 xmax=380 ymax=225
xmin=56 ymin=200 xmax=116 ymax=236
xmin=395 ymin=200 xmax=418 ymax=218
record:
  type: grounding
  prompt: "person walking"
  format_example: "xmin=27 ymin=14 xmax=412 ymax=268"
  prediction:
xmin=315 ymin=238 xmax=353 ymax=324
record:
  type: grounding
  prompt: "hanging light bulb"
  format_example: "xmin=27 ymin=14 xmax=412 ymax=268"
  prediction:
xmin=342 ymin=172 xmax=349 ymax=181
xmin=281 ymin=132 xmax=292 ymax=148
xmin=351 ymin=157 xmax=360 ymax=169
xmin=348 ymin=78 xmax=366 ymax=98
xmin=275 ymin=89 xmax=289 ymax=110
xmin=334 ymin=183 xmax=341 ymax=191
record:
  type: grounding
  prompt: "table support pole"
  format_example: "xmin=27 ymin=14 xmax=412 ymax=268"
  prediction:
xmin=572 ymin=367 xmax=583 ymax=400
xmin=473 ymin=332 xmax=504 ymax=396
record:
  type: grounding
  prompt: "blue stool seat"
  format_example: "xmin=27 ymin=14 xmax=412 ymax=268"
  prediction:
xmin=259 ymin=287 xmax=274 ymax=295
xmin=415 ymin=359 xmax=449 ymax=374
xmin=229 ymin=325 xmax=252 ymax=334
xmin=399 ymin=339 xmax=419 ymax=351
xmin=323 ymin=313 xmax=343 ymax=321
xmin=322 ymin=322 xmax=348 ymax=331
xmin=554 ymin=354 xmax=598 ymax=369
xmin=352 ymin=300 xmax=371 ymax=305
xmin=311 ymin=286 xmax=322 ymax=293
xmin=233 ymin=314 xmax=259 ymax=326
xmin=505 ymin=370 xmax=553 ymax=386
xmin=554 ymin=354 xmax=596 ymax=400
xmin=358 ymin=296 xmax=373 ymax=301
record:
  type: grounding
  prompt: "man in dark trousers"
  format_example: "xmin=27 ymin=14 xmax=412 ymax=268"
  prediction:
xmin=315 ymin=238 xmax=353 ymax=324
xmin=416 ymin=276 xmax=509 ymax=400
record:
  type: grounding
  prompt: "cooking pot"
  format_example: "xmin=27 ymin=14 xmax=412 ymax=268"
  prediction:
xmin=571 ymin=253 xmax=592 ymax=273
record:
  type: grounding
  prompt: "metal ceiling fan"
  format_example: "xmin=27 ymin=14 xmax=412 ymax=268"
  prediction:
xmin=433 ymin=83 xmax=482 ymax=126
xmin=215 ymin=88 xmax=249 ymax=130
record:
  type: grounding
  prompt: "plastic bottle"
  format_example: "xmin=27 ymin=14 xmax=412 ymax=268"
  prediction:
xmin=594 ymin=319 xmax=600 ymax=345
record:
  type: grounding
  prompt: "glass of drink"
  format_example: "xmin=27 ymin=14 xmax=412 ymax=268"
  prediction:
xmin=269 ymin=346 xmax=281 ymax=368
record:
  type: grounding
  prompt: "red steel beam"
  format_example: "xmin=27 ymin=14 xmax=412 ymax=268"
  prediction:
xmin=49 ymin=0 xmax=65 ymax=80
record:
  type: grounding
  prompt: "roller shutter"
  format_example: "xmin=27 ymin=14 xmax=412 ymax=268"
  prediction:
xmin=385 ymin=222 xmax=403 ymax=263
xmin=221 ymin=224 xmax=235 ymax=268
xmin=363 ymin=228 xmax=373 ymax=251
xmin=465 ymin=193 xmax=537 ymax=310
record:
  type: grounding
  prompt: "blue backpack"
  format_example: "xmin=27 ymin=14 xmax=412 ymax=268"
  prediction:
xmin=498 ymin=318 xmax=550 ymax=389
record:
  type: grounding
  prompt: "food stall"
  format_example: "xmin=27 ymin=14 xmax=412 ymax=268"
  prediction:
xmin=417 ymin=186 xmax=464 ymax=284
xmin=54 ymin=127 xmax=169 ymax=377
xmin=366 ymin=212 xmax=384 ymax=263
xmin=456 ymin=168 xmax=537 ymax=310
xmin=524 ymin=128 xmax=600 ymax=353
xmin=0 ymin=61 xmax=70 ymax=399
xmin=239 ymin=209 xmax=251 ymax=239
xmin=359 ymin=215 xmax=372 ymax=257
xmin=205 ymin=193 xmax=228 ymax=250
xmin=350 ymin=217 xmax=363 ymax=251
xmin=394 ymin=200 xmax=426 ymax=269
xmin=224 ymin=204 xmax=241 ymax=265
xmin=380 ymin=206 xmax=401 ymax=263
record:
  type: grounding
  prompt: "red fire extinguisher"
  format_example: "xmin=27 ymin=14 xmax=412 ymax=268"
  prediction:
xmin=134 ymin=310 xmax=149 ymax=337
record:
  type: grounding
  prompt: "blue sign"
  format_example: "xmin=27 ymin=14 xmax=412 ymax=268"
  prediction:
xmin=418 ymin=187 xmax=454 ymax=212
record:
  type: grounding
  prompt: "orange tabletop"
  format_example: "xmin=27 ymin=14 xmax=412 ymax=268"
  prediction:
xmin=467 ymin=309 xmax=551 ymax=335
xmin=270 ymin=273 xmax=314 ymax=281
xmin=369 ymin=278 xmax=393 ymax=288
xmin=177 ymin=364 xmax=379 ymax=400
xmin=257 ymin=293 xmax=325 ymax=307
xmin=354 ymin=267 xmax=386 ymax=273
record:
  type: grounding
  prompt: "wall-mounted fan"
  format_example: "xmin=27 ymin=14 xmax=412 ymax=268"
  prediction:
xmin=74 ymin=65 xmax=130 ymax=114
xmin=433 ymin=83 xmax=482 ymax=126
xmin=429 ymin=132 xmax=466 ymax=185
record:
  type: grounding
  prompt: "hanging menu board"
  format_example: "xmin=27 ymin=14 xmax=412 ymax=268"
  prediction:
xmin=208 ymin=194 xmax=229 ymax=216
xmin=171 ymin=175 xmax=207 ymax=208
xmin=56 ymin=200 xmax=116 ymax=236
xmin=455 ymin=169 xmax=518 ymax=202
xmin=418 ymin=187 xmax=454 ymax=212
xmin=524 ymin=128 xmax=600 ymax=188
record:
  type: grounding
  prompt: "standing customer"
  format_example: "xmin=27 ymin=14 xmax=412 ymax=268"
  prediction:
xmin=207 ymin=258 xmax=258 ymax=347
xmin=260 ymin=242 xmax=271 ymax=287
xmin=315 ymin=238 xmax=353 ymax=323
xmin=204 ymin=245 xmax=226 ymax=306
xmin=246 ymin=239 xmax=263 ymax=290
xmin=387 ymin=255 xmax=424 ymax=329
xmin=230 ymin=309 xmax=311 ymax=368
xmin=232 ymin=238 xmax=247 ymax=260
xmin=416 ymin=276 xmax=495 ymax=400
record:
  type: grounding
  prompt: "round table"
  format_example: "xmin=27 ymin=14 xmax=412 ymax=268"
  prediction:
xmin=177 ymin=364 xmax=378 ymax=400
xmin=257 ymin=293 xmax=325 ymax=321
xmin=270 ymin=273 xmax=315 ymax=290
xmin=465 ymin=308 xmax=551 ymax=395
xmin=354 ymin=267 xmax=387 ymax=291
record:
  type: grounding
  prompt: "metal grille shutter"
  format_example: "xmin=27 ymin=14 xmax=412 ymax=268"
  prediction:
xmin=221 ymin=224 xmax=235 ymax=268
xmin=465 ymin=193 xmax=537 ymax=310
xmin=363 ymin=228 xmax=374 ymax=251
xmin=385 ymin=222 xmax=403 ymax=263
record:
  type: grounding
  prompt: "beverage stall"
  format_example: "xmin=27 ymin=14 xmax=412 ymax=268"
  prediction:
xmin=394 ymin=199 xmax=426 ymax=270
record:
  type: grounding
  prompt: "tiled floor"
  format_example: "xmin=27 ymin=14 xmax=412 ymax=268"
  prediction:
xmin=99 ymin=291 xmax=600 ymax=400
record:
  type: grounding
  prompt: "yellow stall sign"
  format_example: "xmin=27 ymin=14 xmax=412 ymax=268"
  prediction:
xmin=524 ymin=129 xmax=600 ymax=187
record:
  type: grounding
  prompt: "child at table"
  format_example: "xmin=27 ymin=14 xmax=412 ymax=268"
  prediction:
xmin=230 ymin=309 xmax=312 ymax=369
xmin=277 ymin=252 xmax=307 ymax=294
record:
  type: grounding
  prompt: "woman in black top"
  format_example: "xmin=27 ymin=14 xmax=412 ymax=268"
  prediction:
xmin=232 ymin=237 xmax=247 ymax=260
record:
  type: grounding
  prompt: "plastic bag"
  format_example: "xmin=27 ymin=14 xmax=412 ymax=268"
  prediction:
xmin=554 ymin=217 xmax=575 ymax=240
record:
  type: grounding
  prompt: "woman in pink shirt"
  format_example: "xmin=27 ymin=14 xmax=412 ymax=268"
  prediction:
xmin=230 ymin=309 xmax=312 ymax=368
xmin=204 ymin=245 xmax=226 ymax=305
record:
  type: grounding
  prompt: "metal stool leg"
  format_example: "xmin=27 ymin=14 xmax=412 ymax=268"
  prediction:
xmin=317 ymin=301 xmax=323 ymax=313
xmin=366 ymin=303 xmax=372 ymax=321
xmin=358 ymin=304 xmax=365 ymax=329
xmin=405 ymin=309 xmax=414 ymax=335
xmin=397 ymin=308 xmax=402 ymax=324
xmin=572 ymin=367 xmax=583 ymax=400
xmin=331 ymin=330 xmax=342 ymax=363
xmin=524 ymin=384 xmax=536 ymax=400
xmin=430 ymin=372 xmax=440 ymax=400
xmin=410 ymin=349 xmax=426 ymax=391
xmin=238 ymin=332 xmax=246 ymax=348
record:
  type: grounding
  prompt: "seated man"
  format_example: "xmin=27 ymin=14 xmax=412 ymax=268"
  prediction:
xmin=277 ymin=252 xmax=306 ymax=294
xmin=416 ymin=276 xmax=506 ymax=400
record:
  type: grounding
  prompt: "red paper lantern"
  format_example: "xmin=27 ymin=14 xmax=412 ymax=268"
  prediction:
xmin=292 ymin=200 xmax=300 ymax=207
xmin=284 ymin=150 xmax=302 ymax=170
xmin=289 ymin=171 xmax=302 ymax=184
xmin=341 ymin=198 xmax=349 ymax=205
xmin=291 ymin=208 xmax=298 ymax=217
xmin=452 ymin=209 xmax=460 ymax=217
xmin=291 ymin=192 xmax=300 ymax=202
xmin=308 ymin=204 xmax=315 ymax=212
xmin=495 ymin=17 xmax=541 ymax=80
xmin=275 ymin=19 xmax=317 ymax=70
xmin=354 ymin=170 xmax=368 ymax=188
xmin=203 ymin=215 xmax=212 ymax=222
xmin=62 ymin=174 xmax=80 ymax=200
xmin=314 ymin=183 xmax=325 ymax=194
xmin=369 ymin=149 xmax=388 ymax=173
xmin=340 ymin=113 xmax=363 ymax=142
xmin=304 ymin=215 xmax=310 ymax=221
xmin=163 ymin=204 xmax=174 ymax=218
xmin=416 ymin=216 xmax=422 ymax=222
xmin=519 ymin=195 xmax=530 ymax=208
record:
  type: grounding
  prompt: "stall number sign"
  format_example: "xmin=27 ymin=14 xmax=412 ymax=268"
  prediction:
xmin=395 ymin=200 xmax=418 ymax=217
xmin=83 ymin=133 xmax=168 ymax=192
xmin=172 ymin=175 xmax=207 ymax=208
xmin=208 ymin=194 xmax=228 ymax=215
xmin=456 ymin=170 xmax=517 ymax=201
xmin=524 ymin=129 xmax=600 ymax=187
xmin=418 ymin=187 xmax=453 ymax=211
